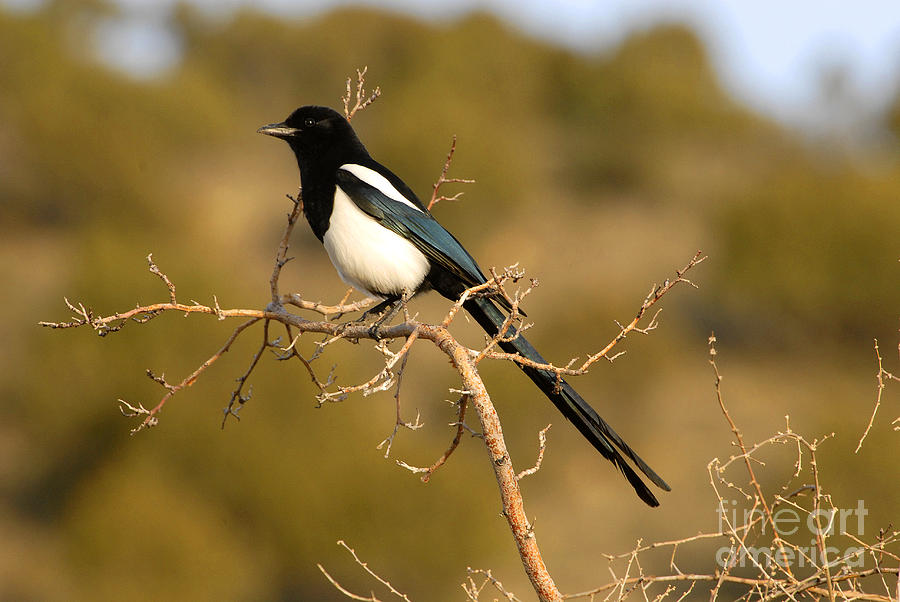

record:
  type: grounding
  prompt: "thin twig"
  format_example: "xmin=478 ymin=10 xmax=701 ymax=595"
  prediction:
xmin=420 ymin=394 xmax=470 ymax=483
xmin=376 ymin=348 xmax=424 ymax=458
xmin=147 ymin=253 xmax=176 ymax=303
xmin=342 ymin=66 xmax=381 ymax=121
xmin=317 ymin=564 xmax=382 ymax=602
xmin=464 ymin=567 xmax=522 ymax=601
xmin=221 ymin=319 xmax=272 ymax=427
xmin=121 ymin=317 xmax=261 ymax=433
xmin=479 ymin=252 xmax=705 ymax=379
xmin=428 ymin=135 xmax=475 ymax=211
xmin=517 ymin=424 xmax=551 ymax=481
xmin=708 ymin=332 xmax=796 ymax=581
xmin=562 ymin=569 xmax=899 ymax=600
xmin=270 ymin=191 xmax=304 ymax=304
xmin=856 ymin=338 xmax=898 ymax=452
xmin=318 ymin=540 xmax=411 ymax=602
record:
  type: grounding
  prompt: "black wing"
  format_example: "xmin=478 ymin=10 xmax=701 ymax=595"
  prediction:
xmin=335 ymin=168 xmax=489 ymax=293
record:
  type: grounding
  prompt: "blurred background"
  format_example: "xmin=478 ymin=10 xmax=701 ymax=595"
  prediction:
xmin=2 ymin=0 xmax=898 ymax=599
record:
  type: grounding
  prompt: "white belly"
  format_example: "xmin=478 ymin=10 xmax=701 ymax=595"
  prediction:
xmin=323 ymin=188 xmax=430 ymax=298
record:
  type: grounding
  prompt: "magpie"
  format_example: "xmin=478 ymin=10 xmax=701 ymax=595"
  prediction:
xmin=258 ymin=106 xmax=670 ymax=506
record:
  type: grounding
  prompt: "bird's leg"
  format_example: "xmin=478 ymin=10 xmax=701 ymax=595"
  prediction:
xmin=366 ymin=294 xmax=403 ymax=341
xmin=334 ymin=296 xmax=396 ymax=338
xmin=362 ymin=290 xmax=414 ymax=341
xmin=398 ymin=289 xmax=412 ymax=322
xmin=356 ymin=297 xmax=398 ymax=324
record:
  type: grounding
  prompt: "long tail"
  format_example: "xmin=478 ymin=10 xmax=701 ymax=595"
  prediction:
xmin=464 ymin=296 xmax=670 ymax=507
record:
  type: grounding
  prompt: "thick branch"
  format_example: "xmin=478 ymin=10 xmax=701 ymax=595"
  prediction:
xmin=430 ymin=325 xmax=561 ymax=600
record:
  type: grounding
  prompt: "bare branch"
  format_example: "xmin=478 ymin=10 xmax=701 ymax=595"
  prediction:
xmin=479 ymin=252 xmax=706 ymax=380
xmin=709 ymin=332 xmax=796 ymax=581
xmin=316 ymin=327 xmax=422 ymax=406
xmin=564 ymin=339 xmax=899 ymax=600
xmin=428 ymin=135 xmax=475 ymax=211
xmin=562 ymin=569 xmax=899 ymax=601
xmin=342 ymin=66 xmax=381 ymax=121
xmin=318 ymin=541 xmax=410 ymax=602
xmin=463 ymin=567 xmax=522 ymax=602
xmin=376 ymin=349 xmax=424 ymax=458
xmin=433 ymin=319 xmax=563 ymax=600
xmin=221 ymin=319 xmax=272 ymax=427
xmin=517 ymin=424 xmax=551 ymax=481
xmin=147 ymin=253 xmax=176 ymax=303
xmin=317 ymin=564 xmax=382 ymax=602
xmin=420 ymin=394 xmax=470 ymax=483
xmin=39 ymin=250 xmax=706 ymax=600
xmin=270 ymin=192 xmax=304 ymax=305
xmin=856 ymin=338 xmax=899 ymax=452
xmin=124 ymin=317 xmax=262 ymax=433
xmin=281 ymin=292 xmax=375 ymax=318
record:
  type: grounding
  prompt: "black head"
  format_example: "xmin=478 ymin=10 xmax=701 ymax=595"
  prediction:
xmin=258 ymin=106 xmax=369 ymax=172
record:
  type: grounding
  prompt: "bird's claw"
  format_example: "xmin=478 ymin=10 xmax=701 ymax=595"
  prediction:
xmin=367 ymin=323 xmax=384 ymax=341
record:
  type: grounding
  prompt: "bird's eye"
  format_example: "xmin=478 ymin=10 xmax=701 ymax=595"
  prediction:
xmin=303 ymin=118 xmax=316 ymax=128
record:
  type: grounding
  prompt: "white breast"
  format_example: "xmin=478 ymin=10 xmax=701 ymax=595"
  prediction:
xmin=323 ymin=187 xmax=430 ymax=298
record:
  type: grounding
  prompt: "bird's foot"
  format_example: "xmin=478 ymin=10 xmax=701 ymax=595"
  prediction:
xmin=367 ymin=323 xmax=386 ymax=341
xmin=360 ymin=295 xmax=405 ymax=341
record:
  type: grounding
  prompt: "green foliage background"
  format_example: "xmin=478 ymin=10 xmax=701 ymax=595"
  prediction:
xmin=2 ymin=2 xmax=898 ymax=599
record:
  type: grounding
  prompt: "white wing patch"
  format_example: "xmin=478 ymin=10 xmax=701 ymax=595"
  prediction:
xmin=339 ymin=163 xmax=425 ymax=213
xmin=323 ymin=186 xmax=430 ymax=298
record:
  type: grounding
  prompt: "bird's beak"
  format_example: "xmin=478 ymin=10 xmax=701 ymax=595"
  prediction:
xmin=257 ymin=122 xmax=299 ymax=139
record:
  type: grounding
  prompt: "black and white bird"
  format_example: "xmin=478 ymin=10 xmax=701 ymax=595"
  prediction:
xmin=258 ymin=106 xmax=670 ymax=506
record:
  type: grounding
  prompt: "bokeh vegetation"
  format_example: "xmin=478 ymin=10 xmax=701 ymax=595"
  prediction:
xmin=2 ymin=1 xmax=898 ymax=599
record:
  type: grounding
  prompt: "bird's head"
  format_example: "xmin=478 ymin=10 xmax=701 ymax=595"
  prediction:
xmin=258 ymin=106 xmax=368 ymax=171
